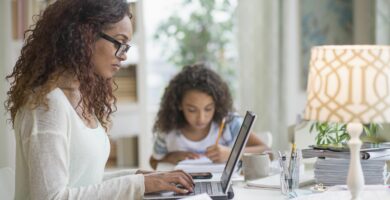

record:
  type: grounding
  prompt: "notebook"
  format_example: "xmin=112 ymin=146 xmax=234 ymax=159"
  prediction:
xmin=246 ymin=170 xmax=315 ymax=189
xmin=174 ymin=156 xmax=225 ymax=173
xmin=143 ymin=111 xmax=257 ymax=200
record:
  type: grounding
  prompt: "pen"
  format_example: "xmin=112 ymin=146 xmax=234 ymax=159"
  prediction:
xmin=215 ymin=117 xmax=226 ymax=145
xmin=282 ymin=155 xmax=288 ymax=176
xmin=290 ymin=152 xmax=297 ymax=185
xmin=288 ymin=143 xmax=296 ymax=176
xmin=278 ymin=151 xmax=282 ymax=158
xmin=277 ymin=151 xmax=283 ymax=167
xmin=281 ymin=154 xmax=289 ymax=193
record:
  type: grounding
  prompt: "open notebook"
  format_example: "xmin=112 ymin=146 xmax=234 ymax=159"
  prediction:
xmin=247 ymin=170 xmax=315 ymax=189
xmin=174 ymin=156 xmax=226 ymax=173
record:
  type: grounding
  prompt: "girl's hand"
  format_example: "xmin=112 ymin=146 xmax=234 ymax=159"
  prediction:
xmin=144 ymin=170 xmax=194 ymax=194
xmin=165 ymin=151 xmax=201 ymax=164
xmin=205 ymin=144 xmax=231 ymax=163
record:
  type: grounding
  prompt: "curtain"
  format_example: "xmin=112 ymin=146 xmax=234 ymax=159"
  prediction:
xmin=237 ymin=0 xmax=287 ymax=150
xmin=376 ymin=0 xmax=390 ymax=44
xmin=237 ymin=0 xmax=311 ymax=151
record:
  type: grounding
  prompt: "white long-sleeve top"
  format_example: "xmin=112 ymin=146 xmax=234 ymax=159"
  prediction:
xmin=14 ymin=88 xmax=145 ymax=200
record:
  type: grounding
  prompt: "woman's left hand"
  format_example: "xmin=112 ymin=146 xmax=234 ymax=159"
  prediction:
xmin=205 ymin=144 xmax=231 ymax=163
xmin=144 ymin=170 xmax=194 ymax=194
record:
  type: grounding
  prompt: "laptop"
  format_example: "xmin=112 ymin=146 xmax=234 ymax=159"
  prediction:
xmin=144 ymin=111 xmax=257 ymax=200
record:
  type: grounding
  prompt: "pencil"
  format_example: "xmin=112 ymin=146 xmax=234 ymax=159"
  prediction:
xmin=288 ymin=143 xmax=297 ymax=177
xmin=215 ymin=117 xmax=226 ymax=145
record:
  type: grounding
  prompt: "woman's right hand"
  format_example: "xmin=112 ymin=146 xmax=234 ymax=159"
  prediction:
xmin=144 ymin=170 xmax=194 ymax=194
xmin=164 ymin=151 xmax=201 ymax=164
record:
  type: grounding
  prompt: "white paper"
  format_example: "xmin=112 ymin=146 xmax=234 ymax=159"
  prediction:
xmin=247 ymin=170 xmax=315 ymax=189
xmin=175 ymin=156 xmax=225 ymax=173
xmin=177 ymin=156 xmax=214 ymax=165
xmin=179 ymin=193 xmax=212 ymax=200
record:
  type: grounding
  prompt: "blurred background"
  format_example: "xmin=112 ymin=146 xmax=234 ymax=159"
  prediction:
xmin=1 ymin=0 xmax=390 ymax=170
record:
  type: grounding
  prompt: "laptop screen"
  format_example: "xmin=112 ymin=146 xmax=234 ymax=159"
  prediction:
xmin=220 ymin=111 xmax=256 ymax=193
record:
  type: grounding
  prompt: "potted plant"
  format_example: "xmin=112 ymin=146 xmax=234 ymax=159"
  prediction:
xmin=309 ymin=122 xmax=382 ymax=146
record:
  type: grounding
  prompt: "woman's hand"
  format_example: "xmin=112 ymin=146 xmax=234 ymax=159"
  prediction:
xmin=205 ymin=144 xmax=231 ymax=163
xmin=165 ymin=151 xmax=201 ymax=164
xmin=144 ymin=170 xmax=194 ymax=194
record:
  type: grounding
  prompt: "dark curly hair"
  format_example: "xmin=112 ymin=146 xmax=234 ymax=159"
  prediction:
xmin=153 ymin=63 xmax=233 ymax=133
xmin=5 ymin=0 xmax=131 ymax=131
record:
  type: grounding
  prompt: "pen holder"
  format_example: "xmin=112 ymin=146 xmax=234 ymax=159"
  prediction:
xmin=279 ymin=150 xmax=301 ymax=198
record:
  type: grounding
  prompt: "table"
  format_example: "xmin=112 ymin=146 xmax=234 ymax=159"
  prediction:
xmin=157 ymin=162 xmax=289 ymax=200
xmin=157 ymin=163 xmax=390 ymax=199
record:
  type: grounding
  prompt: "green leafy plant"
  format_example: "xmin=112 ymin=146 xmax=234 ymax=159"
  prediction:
xmin=363 ymin=123 xmax=382 ymax=137
xmin=154 ymin=0 xmax=237 ymax=84
xmin=309 ymin=122 xmax=350 ymax=145
xmin=310 ymin=122 xmax=382 ymax=145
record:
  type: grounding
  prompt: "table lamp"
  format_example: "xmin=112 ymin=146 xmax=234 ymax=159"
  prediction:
xmin=304 ymin=45 xmax=390 ymax=199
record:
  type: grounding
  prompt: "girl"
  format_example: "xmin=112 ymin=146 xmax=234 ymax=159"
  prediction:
xmin=150 ymin=63 xmax=270 ymax=169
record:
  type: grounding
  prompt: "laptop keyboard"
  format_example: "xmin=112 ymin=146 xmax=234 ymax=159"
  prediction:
xmin=193 ymin=182 xmax=223 ymax=195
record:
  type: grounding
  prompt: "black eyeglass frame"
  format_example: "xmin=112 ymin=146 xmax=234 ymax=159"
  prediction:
xmin=99 ymin=32 xmax=131 ymax=58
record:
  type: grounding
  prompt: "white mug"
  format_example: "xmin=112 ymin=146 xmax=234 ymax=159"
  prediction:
xmin=242 ymin=153 xmax=270 ymax=181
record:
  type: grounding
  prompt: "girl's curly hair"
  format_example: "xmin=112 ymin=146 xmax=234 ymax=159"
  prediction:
xmin=153 ymin=63 xmax=233 ymax=133
xmin=5 ymin=0 xmax=131 ymax=131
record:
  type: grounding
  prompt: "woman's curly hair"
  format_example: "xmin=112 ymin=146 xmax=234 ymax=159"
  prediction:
xmin=5 ymin=0 xmax=131 ymax=131
xmin=153 ymin=63 xmax=233 ymax=133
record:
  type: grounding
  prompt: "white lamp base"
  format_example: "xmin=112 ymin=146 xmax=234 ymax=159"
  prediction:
xmin=346 ymin=122 xmax=364 ymax=200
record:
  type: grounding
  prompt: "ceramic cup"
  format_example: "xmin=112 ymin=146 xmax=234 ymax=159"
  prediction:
xmin=242 ymin=153 xmax=270 ymax=181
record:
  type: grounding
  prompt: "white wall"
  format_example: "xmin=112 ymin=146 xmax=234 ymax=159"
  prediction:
xmin=0 ymin=0 xmax=8 ymax=168
xmin=0 ymin=0 xmax=20 ymax=169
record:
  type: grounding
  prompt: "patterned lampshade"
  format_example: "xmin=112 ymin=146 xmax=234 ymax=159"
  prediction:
xmin=304 ymin=45 xmax=390 ymax=124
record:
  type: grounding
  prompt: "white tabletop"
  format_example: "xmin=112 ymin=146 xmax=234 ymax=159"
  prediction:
xmin=157 ymin=162 xmax=291 ymax=200
xmin=156 ymin=162 xmax=390 ymax=199
xmin=291 ymin=189 xmax=390 ymax=200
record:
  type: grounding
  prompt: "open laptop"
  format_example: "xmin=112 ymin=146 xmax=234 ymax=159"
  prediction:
xmin=144 ymin=111 xmax=257 ymax=200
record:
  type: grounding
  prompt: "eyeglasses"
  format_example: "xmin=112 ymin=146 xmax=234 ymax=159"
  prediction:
xmin=99 ymin=32 xmax=131 ymax=58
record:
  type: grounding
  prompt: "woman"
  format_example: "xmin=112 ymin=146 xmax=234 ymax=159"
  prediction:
xmin=6 ymin=0 xmax=193 ymax=199
xmin=150 ymin=63 xmax=271 ymax=169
